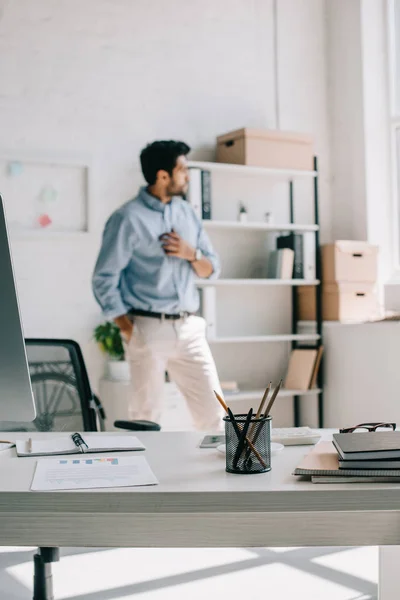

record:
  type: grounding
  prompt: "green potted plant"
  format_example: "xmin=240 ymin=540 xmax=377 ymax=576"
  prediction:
xmin=94 ymin=322 xmax=130 ymax=381
xmin=238 ymin=202 xmax=247 ymax=223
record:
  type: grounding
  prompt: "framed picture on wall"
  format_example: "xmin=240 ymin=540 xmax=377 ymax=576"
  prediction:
xmin=0 ymin=153 xmax=92 ymax=236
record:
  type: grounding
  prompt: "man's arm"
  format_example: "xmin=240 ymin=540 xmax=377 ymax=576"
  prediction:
xmin=160 ymin=231 xmax=213 ymax=277
xmin=191 ymin=253 xmax=214 ymax=278
xmin=194 ymin=225 xmax=221 ymax=279
xmin=160 ymin=227 xmax=220 ymax=279
xmin=92 ymin=213 xmax=135 ymax=340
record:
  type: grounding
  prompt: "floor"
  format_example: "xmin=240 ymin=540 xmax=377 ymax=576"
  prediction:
xmin=0 ymin=545 xmax=378 ymax=599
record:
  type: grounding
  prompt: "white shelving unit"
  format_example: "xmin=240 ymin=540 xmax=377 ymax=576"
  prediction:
xmin=203 ymin=220 xmax=319 ymax=233
xmin=197 ymin=279 xmax=319 ymax=287
xmin=190 ymin=158 xmax=323 ymax=427
xmin=188 ymin=160 xmax=317 ymax=179
xmin=210 ymin=334 xmax=320 ymax=344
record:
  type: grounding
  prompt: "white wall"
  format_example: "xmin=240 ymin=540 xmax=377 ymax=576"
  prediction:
xmin=0 ymin=0 xmax=331 ymax=419
xmin=327 ymin=0 xmax=393 ymax=284
xmin=327 ymin=0 xmax=367 ymax=242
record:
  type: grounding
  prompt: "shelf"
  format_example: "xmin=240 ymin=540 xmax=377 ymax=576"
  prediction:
xmin=202 ymin=220 xmax=319 ymax=232
xmin=188 ymin=160 xmax=317 ymax=179
xmin=209 ymin=334 xmax=320 ymax=344
xmin=224 ymin=388 xmax=322 ymax=402
xmin=197 ymin=279 xmax=319 ymax=287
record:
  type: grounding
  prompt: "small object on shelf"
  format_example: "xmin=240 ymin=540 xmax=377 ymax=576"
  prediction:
xmin=284 ymin=348 xmax=323 ymax=391
xmin=220 ymin=381 xmax=239 ymax=393
xmin=267 ymin=248 xmax=294 ymax=279
xmin=187 ymin=168 xmax=212 ymax=220
xmin=277 ymin=233 xmax=304 ymax=278
xmin=238 ymin=202 xmax=247 ymax=222
xmin=303 ymin=231 xmax=316 ymax=280
xmin=201 ymin=170 xmax=212 ymax=220
xmin=264 ymin=212 xmax=273 ymax=224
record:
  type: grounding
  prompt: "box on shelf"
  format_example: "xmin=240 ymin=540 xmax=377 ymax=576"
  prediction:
xmin=298 ymin=283 xmax=380 ymax=322
xmin=284 ymin=348 xmax=322 ymax=391
xmin=322 ymin=241 xmax=378 ymax=283
xmin=220 ymin=381 xmax=239 ymax=393
xmin=267 ymin=248 xmax=294 ymax=279
xmin=216 ymin=128 xmax=314 ymax=171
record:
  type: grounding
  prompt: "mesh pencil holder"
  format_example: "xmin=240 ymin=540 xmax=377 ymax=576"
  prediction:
xmin=224 ymin=414 xmax=272 ymax=474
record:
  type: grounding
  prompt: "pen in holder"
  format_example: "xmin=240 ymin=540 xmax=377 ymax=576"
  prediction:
xmin=224 ymin=411 xmax=272 ymax=474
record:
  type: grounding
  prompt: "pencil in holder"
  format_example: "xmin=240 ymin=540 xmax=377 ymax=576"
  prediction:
xmin=224 ymin=413 xmax=272 ymax=474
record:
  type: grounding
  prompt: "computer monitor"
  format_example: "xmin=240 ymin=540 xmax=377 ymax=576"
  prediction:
xmin=0 ymin=195 xmax=36 ymax=421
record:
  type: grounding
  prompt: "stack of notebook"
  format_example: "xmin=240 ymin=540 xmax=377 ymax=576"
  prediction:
xmin=294 ymin=432 xmax=400 ymax=483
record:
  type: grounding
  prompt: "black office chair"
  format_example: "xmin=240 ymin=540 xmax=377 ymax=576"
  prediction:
xmin=22 ymin=338 xmax=160 ymax=599
xmin=24 ymin=338 xmax=160 ymax=433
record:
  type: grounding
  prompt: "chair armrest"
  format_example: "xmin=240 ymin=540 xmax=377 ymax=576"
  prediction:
xmin=92 ymin=394 xmax=106 ymax=420
xmin=114 ymin=420 xmax=161 ymax=432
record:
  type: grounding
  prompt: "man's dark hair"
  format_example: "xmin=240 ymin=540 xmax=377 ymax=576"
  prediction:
xmin=140 ymin=140 xmax=191 ymax=185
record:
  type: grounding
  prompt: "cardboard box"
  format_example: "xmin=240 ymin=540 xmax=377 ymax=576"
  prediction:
xmin=216 ymin=128 xmax=314 ymax=170
xmin=298 ymin=283 xmax=380 ymax=322
xmin=322 ymin=241 xmax=378 ymax=283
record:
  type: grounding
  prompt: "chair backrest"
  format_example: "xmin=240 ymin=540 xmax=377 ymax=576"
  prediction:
xmin=17 ymin=339 xmax=99 ymax=433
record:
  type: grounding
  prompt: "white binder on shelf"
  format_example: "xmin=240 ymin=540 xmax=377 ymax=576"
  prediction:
xmin=303 ymin=232 xmax=316 ymax=280
xmin=187 ymin=168 xmax=202 ymax=220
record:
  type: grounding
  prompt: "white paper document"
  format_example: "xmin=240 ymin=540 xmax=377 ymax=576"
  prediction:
xmin=31 ymin=455 xmax=158 ymax=491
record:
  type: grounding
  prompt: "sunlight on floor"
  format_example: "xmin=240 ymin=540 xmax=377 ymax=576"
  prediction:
xmin=0 ymin=547 xmax=35 ymax=554
xmin=3 ymin=546 xmax=378 ymax=600
xmin=106 ymin=562 xmax=370 ymax=600
xmin=312 ymin=547 xmax=379 ymax=585
xmin=7 ymin=548 xmax=254 ymax=598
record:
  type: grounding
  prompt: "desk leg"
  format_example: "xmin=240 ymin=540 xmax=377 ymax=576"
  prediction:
xmin=33 ymin=547 xmax=60 ymax=600
xmin=379 ymin=546 xmax=400 ymax=600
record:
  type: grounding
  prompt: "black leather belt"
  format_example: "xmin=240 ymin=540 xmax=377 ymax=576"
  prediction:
xmin=129 ymin=309 xmax=192 ymax=321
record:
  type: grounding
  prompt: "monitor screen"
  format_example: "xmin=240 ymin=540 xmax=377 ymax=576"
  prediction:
xmin=0 ymin=196 xmax=36 ymax=422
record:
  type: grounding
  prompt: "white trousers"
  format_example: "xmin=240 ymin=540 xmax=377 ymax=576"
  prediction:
xmin=125 ymin=315 xmax=224 ymax=431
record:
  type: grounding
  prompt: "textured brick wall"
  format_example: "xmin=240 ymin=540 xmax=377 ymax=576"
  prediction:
xmin=0 ymin=0 xmax=330 ymax=405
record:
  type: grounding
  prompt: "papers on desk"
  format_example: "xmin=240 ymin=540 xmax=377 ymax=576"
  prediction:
xmin=31 ymin=455 xmax=158 ymax=491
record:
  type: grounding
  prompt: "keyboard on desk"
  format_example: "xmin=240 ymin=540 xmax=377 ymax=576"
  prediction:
xmin=271 ymin=427 xmax=321 ymax=446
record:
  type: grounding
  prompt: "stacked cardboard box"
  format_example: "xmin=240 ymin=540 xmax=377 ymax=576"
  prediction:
xmin=298 ymin=241 xmax=379 ymax=322
xmin=216 ymin=128 xmax=314 ymax=171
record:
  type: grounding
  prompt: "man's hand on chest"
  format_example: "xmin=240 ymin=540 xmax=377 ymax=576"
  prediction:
xmin=159 ymin=230 xmax=196 ymax=262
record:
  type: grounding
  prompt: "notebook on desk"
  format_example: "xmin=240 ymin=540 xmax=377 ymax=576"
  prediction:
xmin=293 ymin=441 xmax=400 ymax=477
xmin=16 ymin=433 xmax=145 ymax=457
xmin=333 ymin=432 xmax=400 ymax=460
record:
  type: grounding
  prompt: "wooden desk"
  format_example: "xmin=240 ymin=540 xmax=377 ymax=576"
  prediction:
xmin=2 ymin=430 xmax=400 ymax=599
xmin=0 ymin=430 xmax=400 ymax=550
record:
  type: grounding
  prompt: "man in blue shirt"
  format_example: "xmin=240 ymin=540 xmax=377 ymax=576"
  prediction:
xmin=93 ymin=141 xmax=223 ymax=430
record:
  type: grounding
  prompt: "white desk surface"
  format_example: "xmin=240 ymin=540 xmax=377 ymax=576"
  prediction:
xmin=1 ymin=430 xmax=400 ymax=548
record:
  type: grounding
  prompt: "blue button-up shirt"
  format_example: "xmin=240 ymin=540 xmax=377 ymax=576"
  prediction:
xmin=92 ymin=187 xmax=220 ymax=319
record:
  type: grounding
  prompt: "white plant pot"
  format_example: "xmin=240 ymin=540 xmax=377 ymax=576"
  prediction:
xmin=106 ymin=360 xmax=131 ymax=382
